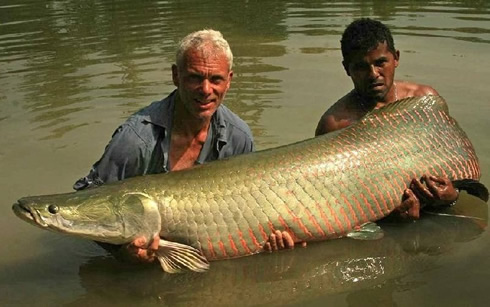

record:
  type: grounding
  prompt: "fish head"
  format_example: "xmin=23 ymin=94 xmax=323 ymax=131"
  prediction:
xmin=12 ymin=189 xmax=161 ymax=246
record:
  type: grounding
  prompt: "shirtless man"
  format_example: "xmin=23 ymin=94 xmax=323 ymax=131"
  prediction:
xmin=315 ymin=18 xmax=458 ymax=219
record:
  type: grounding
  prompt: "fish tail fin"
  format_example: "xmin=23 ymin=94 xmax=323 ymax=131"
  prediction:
xmin=453 ymin=179 xmax=489 ymax=202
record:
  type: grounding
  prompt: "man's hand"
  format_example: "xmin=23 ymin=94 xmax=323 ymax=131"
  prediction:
xmin=392 ymin=175 xmax=459 ymax=220
xmin=393 ymin=188 xmax=421 ymax=220
xmin=263 ymin=230 xmax=307 ymax=252
xmin=410 ymin=175 xmax=459 ymax=207
xmin=116 ymin=234 xmax=160 ymax=264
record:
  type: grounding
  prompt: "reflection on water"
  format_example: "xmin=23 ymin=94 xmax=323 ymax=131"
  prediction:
xmin=1 ymin=0 xmax=490 ymax=306
xmin=52 ymin=197 xmax=490 ymax=306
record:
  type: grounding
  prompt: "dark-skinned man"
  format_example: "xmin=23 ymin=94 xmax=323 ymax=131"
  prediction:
xmin=315 ymin=18 xmax=459 ymax=221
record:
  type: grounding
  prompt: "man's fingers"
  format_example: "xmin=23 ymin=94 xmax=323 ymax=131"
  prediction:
xmin=408 ymin=197 xmax=420 ymax=220
xmin=428 ymin=175 xmax=448 ymax=185
xmin=282 ymin=231 xmax=294 ymax=249
xmin=397 ymin=189 xmax=420 ymax=220
xmin=263 ymin=242 xmax=272 ymax=252
xmin=132 ymin=237 xmax=147 ymax=248
xmin=411 ymin=178 xmax=433 ymax=201
xmin=136 ymin=249 xmax=155 ymax=263
xmin=275 ymin=230 xmax=285 ymax=249
xmin=269 ymin=233 xmax=277 ymax=251
xmin=149 ymin=234 xmax=160 ymax=251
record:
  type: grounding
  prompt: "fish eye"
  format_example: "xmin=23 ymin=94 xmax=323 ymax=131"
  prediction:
xmin=48 ymin=204 xmax=59 ymax=214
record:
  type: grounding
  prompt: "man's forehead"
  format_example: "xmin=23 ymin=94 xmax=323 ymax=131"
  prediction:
xmin=350 ymin=41 xmax=392 ymax=61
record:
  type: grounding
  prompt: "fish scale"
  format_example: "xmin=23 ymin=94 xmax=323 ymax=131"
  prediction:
xmin=148 ymin=96 xmax=482 ymax=260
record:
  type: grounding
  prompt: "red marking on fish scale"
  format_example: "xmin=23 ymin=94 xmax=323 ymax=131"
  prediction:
xmin=468 ymin=159 xmax=477 ymax=179
xmin=238 ymin=231 xmax=252 ymax=254
xmin=398 ymin=110 xmax=409 ymax=124
xmin=326 ymin=201 xmax=346 ymax=234
xmin=359 ymin=192 xmax=377 ymax=219
xmin=368 ymin=175 xmax=390 ymax=214
xmin=404 ymin=109 xmax=417 ymax=123
xmin=447 ymin=153 xmax=465 ymax=179
xmin=388 ymin=113 xmax=402 ymax=128
xmin=416 ymin=136 xmax=445 ymax=176
xmin=389 ymin=169 xmax=406 ymax=195
xmin=304 ymin=208 xmax=326 ymax=237
xmin=366 ymin=131 xmax=422 ymax=181
xmin=461 ymin=156 xmax=471 ymax=179
xmin=374 ymin=114 xmax=385 ymax=127
xmin=461 ymin=146 xmax=478 ymax=178
xmin=432 ymin=132 xmax=465 ymax=178
xmin=413 ymin=109 xmax=424 ymax=122
xmin=439 ymin=110 xmax=451 ymax=122
xmin=258 ymin=223 xmax=269 ymax=241
xmin=434 ymin=110 xmax=447 ymax=122
xmin=461 ymin=140 xmax=480 ymax=177
xmin=424 ymin=134 xmax=450 ymax=177
xmin=339 ymin=189 xmax=360 ymax=225
xmin=207 ymin=238 xmax=217 ymax=260
xmin=395 ymin=133 xmax=426 ymax=178
xmin=358 ymin=180 xmax=384 ymax=217
xmin=423 ymin=108 xmax=437 ymax=124
xmin=247 ymin=228 xmax=261 ymax=250
xmin=285 ymin=208 xmax=314 ymax=238
xmin=278 ymin=216 xmax=302 ymax=241
xmin=335 ymin=199 xmax=353 ymax=231
xmin=350 ymin=193 xmax=368 ymax=223
xmin=228 ymin=234 xmax=240 ymax=257
xmin=379 ymin=181 xmax=397 ymax=211
xmin=344 ymin=129 xmax=369 ymax=150
xmin=218 ymin=240 xmax=228 ymax=258
xmin=383 ymin=112 xmax=398 ymax=129
xmin=474 ymin=159 xmax=482 ymax=178
xmin=315 ymin=202 xmax=336 ymax=235
xmin=348 ymin=129 xmax=416 ymax=203
xmin=441 ymin=158 xmax=457 ymax=179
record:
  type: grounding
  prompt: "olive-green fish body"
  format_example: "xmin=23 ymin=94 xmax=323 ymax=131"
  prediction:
xmin=13 ymin=96 xmax=488 ymax=273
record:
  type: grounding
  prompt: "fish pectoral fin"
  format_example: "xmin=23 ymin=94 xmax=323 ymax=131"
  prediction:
xmin=156 ymin=239 xmax=209 ymax=274
xmin=346 ymin=222 xmax=384 ymax=240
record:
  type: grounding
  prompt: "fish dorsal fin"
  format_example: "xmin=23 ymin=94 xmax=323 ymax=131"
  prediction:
xmin=156 ymin=239 xmax=209 ymax=273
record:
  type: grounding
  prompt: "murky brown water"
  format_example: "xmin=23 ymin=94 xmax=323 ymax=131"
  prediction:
xmin=1 ymin=0 xmax=489 ymax=306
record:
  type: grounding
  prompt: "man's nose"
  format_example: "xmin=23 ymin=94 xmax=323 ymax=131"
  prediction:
xmin=369 ymin=65 xmax=380 ymax=79
xmin=201 ymin=79 xmax=212 ymax=95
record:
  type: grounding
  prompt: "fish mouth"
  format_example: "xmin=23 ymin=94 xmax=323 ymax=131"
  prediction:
xmin=12 ymin=201 xmax=48 ymax=228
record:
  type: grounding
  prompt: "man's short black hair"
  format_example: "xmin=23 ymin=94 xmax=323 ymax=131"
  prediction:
xmin=341 ymin=18 xmax=396 ymax=66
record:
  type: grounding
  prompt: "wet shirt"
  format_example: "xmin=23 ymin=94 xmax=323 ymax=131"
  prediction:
xmin=73 ymin=90 xmax=255 ymax=190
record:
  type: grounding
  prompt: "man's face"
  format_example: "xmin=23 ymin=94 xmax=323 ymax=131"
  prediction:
xmin=343 ymin=41 xmax=399 ymax=102
xmin=172 ymin=47 xmax=233 ymax=121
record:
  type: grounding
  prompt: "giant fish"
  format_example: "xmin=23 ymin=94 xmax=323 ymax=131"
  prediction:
xmin=12 ymin=95 xmax=488 ymax=273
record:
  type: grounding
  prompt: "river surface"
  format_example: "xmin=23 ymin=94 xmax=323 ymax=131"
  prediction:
xmin=1 ymin=0 xmax=490 ymax=306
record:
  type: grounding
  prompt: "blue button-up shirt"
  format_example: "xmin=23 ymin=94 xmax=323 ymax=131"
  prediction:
xmin=73 ymin=90 xmax=255 ymax=190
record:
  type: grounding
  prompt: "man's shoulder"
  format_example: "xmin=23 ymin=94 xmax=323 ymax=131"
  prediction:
xmin=398 ymin=81 xmax=439 ymax=97
xmin=315 ymin=92 xmax=359 ymax=136
xmin=118 ymin=94 xmax=173 ymax=144
xmin=216 ymin=104 xmax=253 ymax=138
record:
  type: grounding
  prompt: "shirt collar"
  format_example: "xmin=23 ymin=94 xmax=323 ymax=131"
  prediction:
xmin=141 ymin=90 xmax=176 ymax=128
xmin=142 ymin=89 xmax=228 ymax=146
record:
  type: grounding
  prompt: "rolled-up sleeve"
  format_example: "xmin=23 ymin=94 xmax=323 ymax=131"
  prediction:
xmin=73 ymin=124 xmax=147 ymax=190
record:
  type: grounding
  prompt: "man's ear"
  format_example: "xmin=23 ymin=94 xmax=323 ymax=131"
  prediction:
xmin=171 ymin=64 xmax=179 ymax=87
xmin=342 ymin=60 xmax=351 ymax=76
xmin=394 ymin=50 xmax=400 ymax=68
xmin=226 ymin=70 xmax=233 ymax=91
